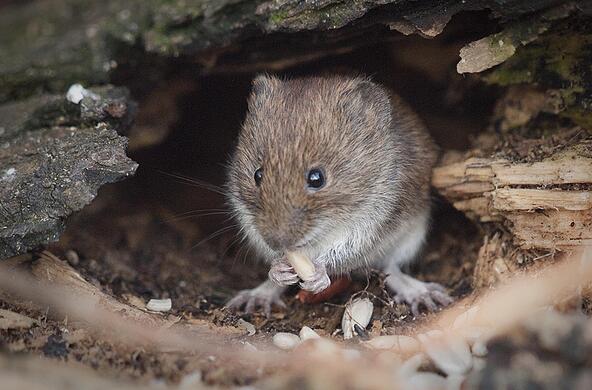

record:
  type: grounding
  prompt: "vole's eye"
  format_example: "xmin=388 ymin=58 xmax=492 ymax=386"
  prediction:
xmin=307 ymin=168 xmax=325 ymax=189
xmin=254 ymin=168 xmax=263 ymax=186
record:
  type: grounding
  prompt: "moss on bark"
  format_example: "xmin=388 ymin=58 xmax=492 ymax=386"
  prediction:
xmin=485 ymin=19 xmax=592 ymax=128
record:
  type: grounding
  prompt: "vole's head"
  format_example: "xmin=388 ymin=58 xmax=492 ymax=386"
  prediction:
xmin=227 ymin=75 xmax=400 ymax=258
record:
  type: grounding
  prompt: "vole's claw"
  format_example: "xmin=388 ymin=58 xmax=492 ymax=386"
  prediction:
xmin=425 ymin=282 xmax=449 ymax=294
xmin=226 ymin=282 xmax=286 ymax=317
xmin=430 ymin=290 xmax=454 ymax=306
xmin=299 ymin=268 xmax=331 ymax=294
xmin=269 ymin=260 xmax=299 ymax=286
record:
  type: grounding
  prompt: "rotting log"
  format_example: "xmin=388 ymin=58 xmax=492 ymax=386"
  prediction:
xmin=0 ymin=251 xmax=235 ymax=352
xmin=457 ymin=3 xmax=578 ymax=74
xmin=0 ymin=0 xmax=587 ymax=260
xmin=0 ymin=252 xmax=175 ymax=329
xmin=0 ymin=0 xmax=578 ymax=101
xmin=482 ymin=14 xmax=592 ymax=129
xmin=432 ymin=141 xmax=592 ymax=250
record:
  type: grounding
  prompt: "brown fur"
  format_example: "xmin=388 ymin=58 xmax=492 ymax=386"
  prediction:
xmin=227 ymin=74 xmax=437 ymax=272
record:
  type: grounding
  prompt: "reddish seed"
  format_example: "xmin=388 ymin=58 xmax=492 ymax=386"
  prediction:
xmin=296 ymin=276 xmax=352 ymax=304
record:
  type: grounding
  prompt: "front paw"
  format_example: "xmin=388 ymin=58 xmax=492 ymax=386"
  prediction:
xmin=299 ymin=263 xmax=331 ymax=294
xmin=268 ymin=259 xmax=300 ymax=286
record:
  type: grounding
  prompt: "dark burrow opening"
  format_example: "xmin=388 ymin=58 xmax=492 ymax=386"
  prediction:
xmin=52 ymin=10 xmax=498 ymax=338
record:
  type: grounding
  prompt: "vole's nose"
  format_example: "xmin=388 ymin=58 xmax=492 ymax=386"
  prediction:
xmin=262 ymin=233 xmax=295 ymax=251
xmin=258 ymin=207 xmax=305 ymax=251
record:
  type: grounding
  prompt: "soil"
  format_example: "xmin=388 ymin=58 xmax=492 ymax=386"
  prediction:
xmin=0 ymin=168 xmax=480 ymax=385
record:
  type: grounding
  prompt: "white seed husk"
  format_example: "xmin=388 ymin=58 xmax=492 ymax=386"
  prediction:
xmin=299 ymin=326 xmax=321 ymax=341
xmin=342 ymin=297 xmax=373 ymax=339
xmin=364 ymin=335 xmax=420 ymax=354
xmin=146 ymin=298 xmax=172 ymax=312
xmin=285 ymin=251 xmax=315 ymax=281
xmin=273 ymin=332 xmax=301 ymax=350
xmin=237 ymin=319 xmax=256 ymax=336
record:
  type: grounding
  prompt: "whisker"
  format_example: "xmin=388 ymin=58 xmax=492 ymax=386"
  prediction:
xmin=169 ymin=208 xmax=228 ymax=217
xmin=231 ymin=233 xmax=254 ymax=271
xmin=238 ymin=244 xmax=254 ymax=267
xmin=190 ymin=225 xmax=239 ymax=250
xmin=158 ymin=170 xmax=226 ymax=196
xmin=162 ymin=210 xmax=230 ymax=223
xmin=219 ymin=234 xmax=243 ymax=260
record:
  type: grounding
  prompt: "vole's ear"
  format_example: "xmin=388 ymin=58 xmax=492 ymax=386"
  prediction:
xmin=248 ymin=74 xmax=280 ymax=110
xmin=251 ymin=74 xmax=280 ymax=96
xmin=342 ymin=77 xmax=392 ymax=123
xmin=348 ymin=77 xmax=390 ymax=108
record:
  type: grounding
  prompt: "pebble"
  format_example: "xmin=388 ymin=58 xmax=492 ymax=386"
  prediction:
xmin=299 ymin=326 xmax=321 ymax=341
xmin=272 ymin=332 xmax=301 ymax=350
xmin=342 ymin=298 xmax=373 ymax=339
xmin=146 ymin=298 xmax=172 ymax=312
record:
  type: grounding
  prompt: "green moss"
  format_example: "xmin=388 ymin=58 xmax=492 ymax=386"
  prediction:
xmin=269 ymin=10 xmax=290 ymax=25
xmin=486 ymin=19 xmax=592 ymax=130
xmin=487 ymin=36 xmax=517 ymax=59
xmin=269 ymin=1 xmax=367 ymax=31
xmin=487 ymin=25 xmax=591 ymax=84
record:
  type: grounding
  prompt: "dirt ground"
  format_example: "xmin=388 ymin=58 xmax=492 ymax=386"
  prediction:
xmin=0 ymin=163 xmax=481 ymax=385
